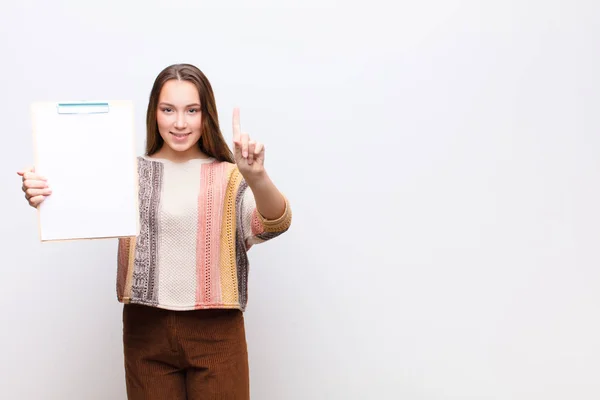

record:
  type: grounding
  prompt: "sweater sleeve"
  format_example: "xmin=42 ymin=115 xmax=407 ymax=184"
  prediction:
xmin=238 ymin=184 xmax=292 ymax=249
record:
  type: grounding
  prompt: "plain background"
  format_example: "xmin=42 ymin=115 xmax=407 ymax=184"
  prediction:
xmin=1 ymin=1 xmax=599 ymax=399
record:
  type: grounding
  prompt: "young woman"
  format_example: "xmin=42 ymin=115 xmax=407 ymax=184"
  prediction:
xmin=17 ymin=63 xmax=292 ymax=399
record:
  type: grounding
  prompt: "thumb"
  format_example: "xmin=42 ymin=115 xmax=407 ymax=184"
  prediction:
xmin=17 ymin=166 xmax=34 ymax=176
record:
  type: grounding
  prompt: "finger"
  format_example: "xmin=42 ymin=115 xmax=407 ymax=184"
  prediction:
xmin=256 ymin=144 xmax=265 ymax=165
xmin=29 ymin=195 xmax=45 ymax=208
xmin=233 ymin=139 xmax=243 ymax=160
xmin=17 ymin=166 xmax=35 ymax=176
xmin=241 ymin=132 xmax=249 ymax=158
xmin=22 ymin=183 xmax=47 ymax=195
xmin=26 ymin=188 xmax=52 ymax=198
xmin=232 ymin=107 xmax=241 ymax=142
xmin=247 ymin=140 xmax=256 ymax=165
xmin=24 ymin=172 xmax=46 ymax=182
xmin=254 ymin=142 xmax=264 ymax=158
xmin=23 ymin=179 xmax=48 ymax=190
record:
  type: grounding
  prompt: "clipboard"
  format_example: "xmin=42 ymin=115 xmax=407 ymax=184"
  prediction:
xmin=31 ymin=100 xmax=139 ymax=242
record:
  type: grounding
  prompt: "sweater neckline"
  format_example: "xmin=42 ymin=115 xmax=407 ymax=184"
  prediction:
xmin=140 ymin=155 xmax=217 ymax=165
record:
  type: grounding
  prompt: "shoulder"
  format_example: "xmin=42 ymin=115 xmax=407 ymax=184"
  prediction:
xmin=212 ymin=160 xmax=240 ymax=177
xmin=208 ymin=160 xmax=238 ymax=176
xmin=201 ymin=161 xmax=247 ymax=190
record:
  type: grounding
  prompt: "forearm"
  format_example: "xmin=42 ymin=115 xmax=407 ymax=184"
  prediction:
xmin=246 ymin=170 xmax=286 ymax=220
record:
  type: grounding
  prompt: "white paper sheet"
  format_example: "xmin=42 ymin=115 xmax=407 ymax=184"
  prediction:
xmin=31 ymin=100 xmax=139 ymax=242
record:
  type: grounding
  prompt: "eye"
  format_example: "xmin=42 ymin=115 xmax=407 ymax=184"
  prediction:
xmin=161 ymin=107 xmax=173 ymax=113
xmin=188 ymin=108 xmax=200 ymax=114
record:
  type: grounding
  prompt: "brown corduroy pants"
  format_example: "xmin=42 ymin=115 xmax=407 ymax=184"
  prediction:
xmin=122 ymin=304 xmax=250 ymax=400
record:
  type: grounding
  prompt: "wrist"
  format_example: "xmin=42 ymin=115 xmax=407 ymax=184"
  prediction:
xmin=244 ymin=168 xmax=269 ymax=188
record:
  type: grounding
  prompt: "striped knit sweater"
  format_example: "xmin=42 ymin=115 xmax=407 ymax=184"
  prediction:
xmin=116 ymin=155 xmax=292 ymax=311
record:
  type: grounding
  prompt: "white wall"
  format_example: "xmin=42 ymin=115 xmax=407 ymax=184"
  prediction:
xmin=1 ymin=1 xmax=599 ymax=399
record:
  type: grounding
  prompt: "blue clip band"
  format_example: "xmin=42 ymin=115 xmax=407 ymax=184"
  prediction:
xmin=57 ymin=102 xmax=110 ymax=114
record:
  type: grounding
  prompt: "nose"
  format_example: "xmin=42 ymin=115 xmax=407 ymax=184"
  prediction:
xmin=174 ymin=114 xmax=187 ymax=130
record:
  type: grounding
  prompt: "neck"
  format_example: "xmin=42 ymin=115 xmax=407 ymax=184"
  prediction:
xmin=151 ymin=146 xmax=210 ymax=163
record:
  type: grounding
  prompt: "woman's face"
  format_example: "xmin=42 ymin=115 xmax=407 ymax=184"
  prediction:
xmin=156 ymin=79 xmax=203 ymax=158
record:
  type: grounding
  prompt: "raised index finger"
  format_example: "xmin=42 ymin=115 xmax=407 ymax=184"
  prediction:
xmin=232 ymin=107 xmax=241 ymax=142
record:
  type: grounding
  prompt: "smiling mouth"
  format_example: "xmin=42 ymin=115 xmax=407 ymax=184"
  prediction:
xmin=171 ymin=132 xmax=191 ymax=138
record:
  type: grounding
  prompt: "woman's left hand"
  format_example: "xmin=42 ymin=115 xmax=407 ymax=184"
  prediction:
xmin=232 ymin=108 xmax=265 ymax=182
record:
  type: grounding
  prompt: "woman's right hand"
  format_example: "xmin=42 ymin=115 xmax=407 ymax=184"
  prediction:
xmin=17 ymin=166 xmax=52 ymax=208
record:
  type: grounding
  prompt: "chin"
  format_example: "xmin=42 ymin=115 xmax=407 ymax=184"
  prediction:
xmin=168 ymin=142 xmax=196 ymax=152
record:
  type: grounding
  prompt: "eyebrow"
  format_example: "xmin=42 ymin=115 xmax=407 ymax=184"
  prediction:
xmin=158 ymin=102 xmax=201 ymax=107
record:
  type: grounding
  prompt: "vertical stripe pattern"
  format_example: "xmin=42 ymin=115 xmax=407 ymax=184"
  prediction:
xmin=235 ymin=181 xmax=250 ymax=308
xmin=116 ymin=156 xmax=292 ymax=312
xmin=156 ymin=161 xmax=202 ymax=307
xmin=197 ymin=162 xmax=227 ymax=306
xmin=219 ymin=166 xmax=242 ymax=306
xmin=131 ymin=158 xmax=162 ymax=305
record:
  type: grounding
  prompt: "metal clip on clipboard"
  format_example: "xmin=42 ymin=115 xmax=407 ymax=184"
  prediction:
xmin=56 ymin=101 xmax=110 ymax=114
